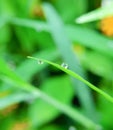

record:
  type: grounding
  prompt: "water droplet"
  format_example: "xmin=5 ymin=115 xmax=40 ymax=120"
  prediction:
xmin=37 ymin=59 xmax=44 ymax=65
xmin=61 ymin=63 xmax=68 ymax=69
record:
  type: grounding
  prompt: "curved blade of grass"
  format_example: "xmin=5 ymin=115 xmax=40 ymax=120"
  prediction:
xmin=0 ymin=58 xmax=98 ymax=129
xmin=76 ymin=3 xmax=113 ymax=23
xmin=28 ymin=56 xmax=113 ymax=104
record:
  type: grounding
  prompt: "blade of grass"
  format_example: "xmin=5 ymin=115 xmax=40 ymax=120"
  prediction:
xmin=42 ymin=2 xmax=97 ymax=121
xmin=9 ymin=17 xmax=49 ymax=32
xmin=28 ymin=56 xmax=113 ymax=104
xmin=0 ymin=92 xmax=31 ymax=109
xmin=0 ymin=58 xmax=98 ymax=129
xmin=66 ymin=25 xmax=113 ymax=58
xmin=75 ymin=3 xmax=113 ymax=23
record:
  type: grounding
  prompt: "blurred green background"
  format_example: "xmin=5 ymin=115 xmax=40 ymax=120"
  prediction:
xmin=1 ymin=0 xmax=113 ymax=130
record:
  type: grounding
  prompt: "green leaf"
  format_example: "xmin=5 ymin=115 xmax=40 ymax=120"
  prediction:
xmin=10 ymin=18 xmax=53 ymax=51
xmin=40 ymin=125 xmax=63 ymax=130
xmin=0 ymin=25 xmax=11 ymax=53
xmin=54 ymin=0 xmax=88 ymax=22
xmin=0 ymin=0 xmax=14 ymax=17
xmin=67 ymin=25 xmax=113 ymax=58
xmin=29 ymin=76 xmax=74 ymax=127
xmin=98 ymin=89 xmax=113 ymax=129
xmin=80 ymin=51 xmax=113 ymax=80
xmin=75 ymin=3 xmax=113 ymax=23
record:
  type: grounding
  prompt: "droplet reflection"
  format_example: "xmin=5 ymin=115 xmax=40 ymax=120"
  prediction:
xmin=61 ymin=63 xmax=68 ymax=69
xmin=37 ymin=59 xmax=44 ymax=65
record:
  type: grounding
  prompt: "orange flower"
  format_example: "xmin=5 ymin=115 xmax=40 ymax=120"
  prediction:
xmin=100 ymin=16 xmax=113 ymax=37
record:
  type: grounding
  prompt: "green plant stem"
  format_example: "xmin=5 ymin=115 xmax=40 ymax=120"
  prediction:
xmin=28 ymin=56 xmax=113 ymax=104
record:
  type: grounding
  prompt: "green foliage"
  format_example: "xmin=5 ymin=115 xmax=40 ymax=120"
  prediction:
xmin=29 ymin=76 xmax=73 ymax=127
xmin=43 ymin=3 xmax=96 ymax=120
xmin=0 ymin=0 xmax=113 ymax=130
xmin=28 ymin=56 xmax=113 ymax=104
